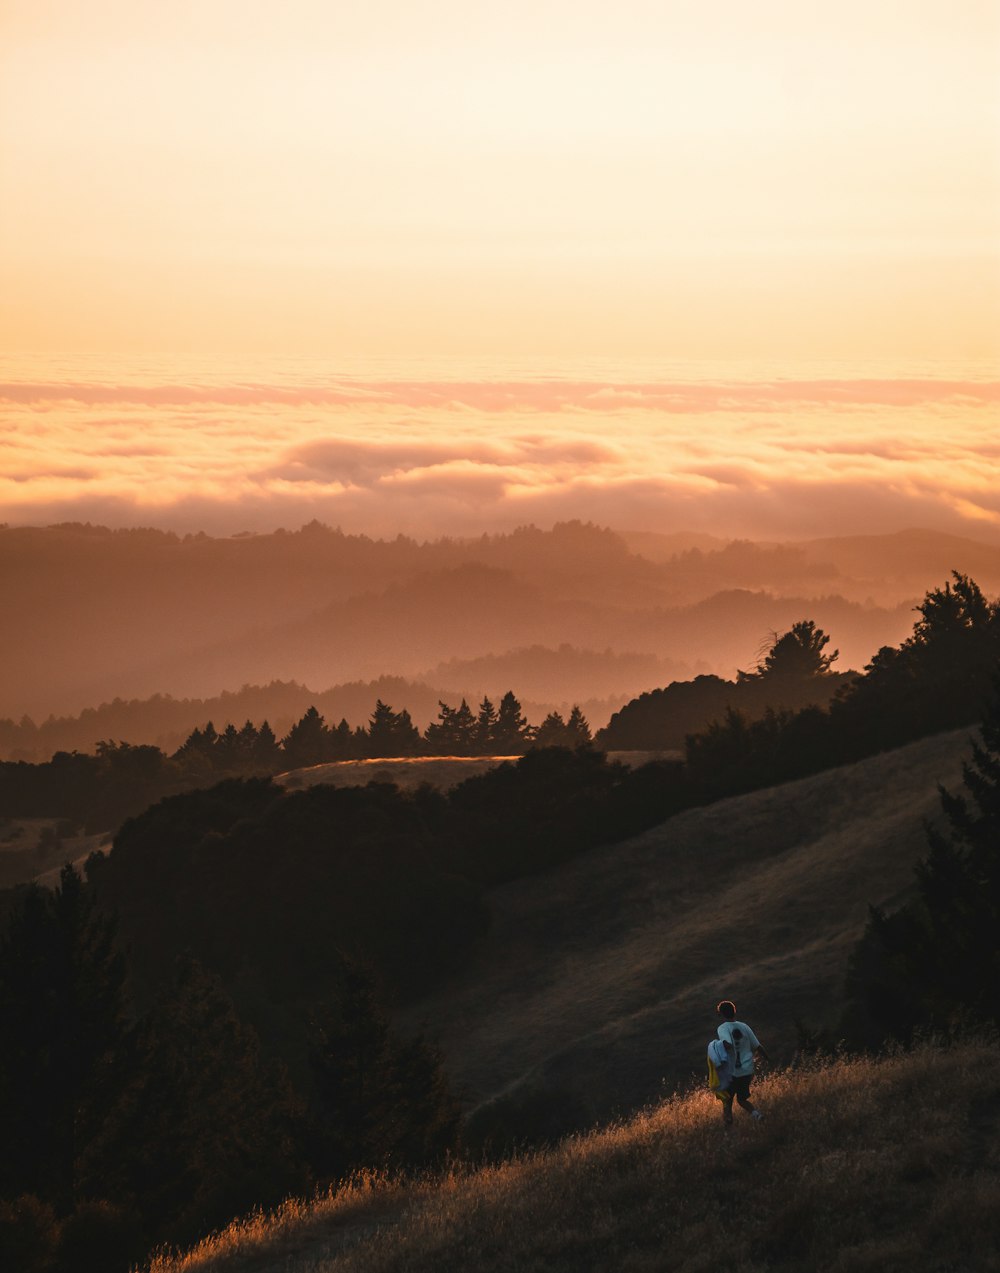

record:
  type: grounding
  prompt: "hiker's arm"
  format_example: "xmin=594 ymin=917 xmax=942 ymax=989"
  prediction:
xmin=753 ymin=1044 xmax=770 ymax=1063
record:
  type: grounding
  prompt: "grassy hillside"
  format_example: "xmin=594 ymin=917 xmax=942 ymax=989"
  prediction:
xmin=276 ymin=750 xmax=678 ymax=794
xmin=277 ymin=755 xmax=521 ymax=793
xmin=396 ymin=729 xmax=970 ymax=1140
xmin=0 ymin=816 xmax=109 ymax=889
xmin=146 ymin=1040 xmax=1000 ymax=1273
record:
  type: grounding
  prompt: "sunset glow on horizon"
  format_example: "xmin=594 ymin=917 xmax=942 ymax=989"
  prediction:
xmin=2 ymin=1 xmax=998 ymax=539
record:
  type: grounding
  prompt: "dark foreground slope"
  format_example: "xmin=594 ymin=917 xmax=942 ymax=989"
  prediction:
xmin=148 ymin=1041 xmax=1000 ymax=1273
xmin=398 ymin=729 xmax=970 ymax=1138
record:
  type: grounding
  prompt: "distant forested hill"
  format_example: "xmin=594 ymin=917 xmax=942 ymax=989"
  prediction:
xmin=7 ymin=520 xmax=997 ymax=720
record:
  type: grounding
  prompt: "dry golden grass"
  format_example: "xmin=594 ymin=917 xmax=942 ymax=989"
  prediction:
xmin=396 ymin=729 xmax=971 ymax=1132
xmin=144 ymin=1040 xmax=1000 ymax=1273
xmin=277 ymin=750 xmax=679 ymax=794
xmin=276 ymin=755 xmax=522 ymax=793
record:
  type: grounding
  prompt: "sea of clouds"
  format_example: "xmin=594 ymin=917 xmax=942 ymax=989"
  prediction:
xmin=3 ymin=357 xmax=998 ymax=542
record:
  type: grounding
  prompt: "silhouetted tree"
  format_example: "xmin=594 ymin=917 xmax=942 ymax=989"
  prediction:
xmin=595 ymin=675 xmax=733 ymax=752
xmin=83 ymin=957 xmax=306 ymax=1247
xmin=216 ymin=723 xmax=242 ymax=770
xmin=175 ymin=725 xmax=208 ymax=758
xmin=476 ymin=697 xmax=498 ymax=753
xmin=843 ymin=674 xmax=1000 ymax=1044
xmin=532 ymin=711 xmax=568 ymax=748
xmin=492 ymin=691 xmax=532 ymax=753
xmin=834 ymin=573 xmax=1000 ymax=748
xmin=281 ymin=706 xmax=330 ymax=769
xmin=305 ymin=961 xmax=459 ymax=1182
xmin=173 ymin=726 xmax=215 ymax=785
xmin=425 ymin=700 xmax=477 ymax=755
xmin=367 ymin=701 xmax=421 ymax=757
xmin=683 ymin=703 xmax=833 ymax=800
xmin=328 ymin=717 xmax=359 ymax=760
xmin=306 ymin=962 xmax=391 ymax=1179
xmin=741 ymin=619 xmax=838 ymax=680
xmin=0 ymin=865 xmax=127 ymax=1208
xmin=567 ymin=705 xmax=592 ymax=744
xmin=236 ymin=719 xmax=259 ymax=768
xmin=252 ymin=719 xmax=283 ymax=769
xmin=531 ymin=707 xmax=593 ymax=749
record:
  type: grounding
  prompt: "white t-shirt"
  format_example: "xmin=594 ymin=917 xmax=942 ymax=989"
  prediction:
xmin=717 ymin=1020 xmax=760 ymax=1077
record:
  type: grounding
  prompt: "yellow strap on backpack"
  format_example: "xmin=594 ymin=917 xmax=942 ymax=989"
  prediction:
xmin=707 ymin=1054 xmax=733 ymax=1103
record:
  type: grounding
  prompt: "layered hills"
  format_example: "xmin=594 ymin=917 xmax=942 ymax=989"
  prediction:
xmin=7 ymin=520 xmax=999 ymax=724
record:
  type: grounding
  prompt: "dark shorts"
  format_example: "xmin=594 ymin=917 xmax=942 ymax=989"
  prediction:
xmin=730 ymin=1074 xmax=753 ymax=1102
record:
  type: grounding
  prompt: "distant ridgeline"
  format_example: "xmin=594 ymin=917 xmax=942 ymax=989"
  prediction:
xmin=1 ymin=574 xmax=1000 ymax=832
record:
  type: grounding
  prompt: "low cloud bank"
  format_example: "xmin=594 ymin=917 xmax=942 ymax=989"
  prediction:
xmin=3 ymin=367 xmax=998 ymax=542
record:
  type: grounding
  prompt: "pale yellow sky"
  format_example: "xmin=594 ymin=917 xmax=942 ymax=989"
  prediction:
xmin=2 ymin=0 xmax=998 ymax=359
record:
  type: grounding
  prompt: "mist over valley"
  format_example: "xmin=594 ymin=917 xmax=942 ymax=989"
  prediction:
xmin=5 ymin=520 xmax=996 ymax=749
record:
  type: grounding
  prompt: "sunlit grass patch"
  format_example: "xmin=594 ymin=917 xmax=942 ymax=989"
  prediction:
xmin=146 ymin=1041 xmax=1000 ymax=1273
xmin=143 ymin=1170 xmax=410 ymax=1272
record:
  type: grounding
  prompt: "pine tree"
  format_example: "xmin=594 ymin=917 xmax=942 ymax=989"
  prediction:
xmin=252 ymin=719 xmax=282 ymax=770
xmin=216 ymin=723 xmax=242 ymax=771
xmin=425 ymin=699 xmax=477 ymax=756
xmin=367 ymin=701 xmax=422 ymax=758
xmin=476 ymin=696 xmax=498 ymax=753
xmin=174 ymin=726 xmax=215 ymax=783
xmin=532 ymin=711 xmax=568 ymax=748
xmin=236 ymin=719 xmax=259 ymax=769
xmin=451 ymin=699 xmax=476 ymax=754
xmin=175 ymin=725 xmax=205 ymax=756
xmin=281 ymin=706 xmax=330 ymax=769
xmin=492 ymin=691 xmax=532 ymax=754
xmin=329 ymin=717 xmax=358 ymax=760
xmin=566 ymin=704 xmax=592 ymax=745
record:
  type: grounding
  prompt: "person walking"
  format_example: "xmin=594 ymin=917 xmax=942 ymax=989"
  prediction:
xmin=715 ymin=1000 xmax=769 ymax=1121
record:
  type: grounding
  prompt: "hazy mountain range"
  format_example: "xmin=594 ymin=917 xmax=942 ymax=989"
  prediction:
xmin=4 ymin=521 xmax=998 ymax=742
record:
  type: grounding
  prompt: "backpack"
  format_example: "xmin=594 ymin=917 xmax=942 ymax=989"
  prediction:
xmin=707 ymin=1037 xmax=734 ymax=1092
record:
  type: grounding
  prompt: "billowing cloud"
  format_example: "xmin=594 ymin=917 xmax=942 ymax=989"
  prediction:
xmin=2 ymin=358 xmax=999 ymax=544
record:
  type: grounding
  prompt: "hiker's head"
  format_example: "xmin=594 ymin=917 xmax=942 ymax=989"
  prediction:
xmin=716 ymin=1000 xmax=737 ymax=1020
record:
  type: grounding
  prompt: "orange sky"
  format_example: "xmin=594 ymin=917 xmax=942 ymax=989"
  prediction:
xmin=2 ymin=0 xmax=998 ymax=360
xmin=2 ymin=3 xmax=998 ymax=543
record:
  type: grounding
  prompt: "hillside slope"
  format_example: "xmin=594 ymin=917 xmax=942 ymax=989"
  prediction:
xmin=398 ymin=728 xmax=970 ymax=1138
xmin=148 ymin=1041 xmax=1000 ymax=1273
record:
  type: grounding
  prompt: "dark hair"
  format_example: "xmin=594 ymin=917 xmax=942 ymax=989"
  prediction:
xmin=716 ymin=1000 xmax=736 ymax=1019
